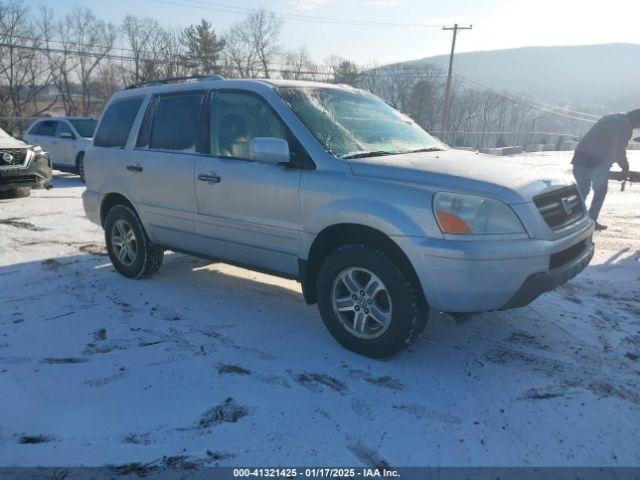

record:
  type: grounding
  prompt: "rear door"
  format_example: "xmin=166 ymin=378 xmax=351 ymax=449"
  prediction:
xmin=194 ymin=90 xmax=303 ymax=275
xmin=127 ymin=90 xmax=205 ymax=249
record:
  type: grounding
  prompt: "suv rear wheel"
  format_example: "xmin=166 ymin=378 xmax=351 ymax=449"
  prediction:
xmin=316 ymin=245 xmax=428 ymax=359
xmin=104 ymin=204 xmax=164 ymax=279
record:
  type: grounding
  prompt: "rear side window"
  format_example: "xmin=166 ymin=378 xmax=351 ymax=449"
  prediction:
xmin=35 ymin=121 xmax=56 ymax=136
xmin=94 ymin=97 xmax=144 ymax=148
xmin=148 ymin=92 xmax=205 ymax=151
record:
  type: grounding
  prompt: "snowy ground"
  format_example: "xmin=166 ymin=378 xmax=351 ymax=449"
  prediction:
xmin=0 ymin=151 xmax=639 ymax=468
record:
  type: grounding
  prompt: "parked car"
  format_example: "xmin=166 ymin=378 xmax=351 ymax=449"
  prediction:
xmin=24 ymin=117 xmax=97 ymax=182
xmin=0 ymin=126 xmax=52 ymax=198
xmin=82 ymin=77 xmax=594 ymax=358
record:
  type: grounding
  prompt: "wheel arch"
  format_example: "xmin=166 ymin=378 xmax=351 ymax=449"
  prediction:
xmin=100 ymin=192 xmax=136 ymax=227
xmin=300 ymin=223 xmax=426 ymax=309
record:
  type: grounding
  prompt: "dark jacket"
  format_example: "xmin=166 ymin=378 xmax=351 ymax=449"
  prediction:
xmin=572 ymin=113 xmax=632 ymax=167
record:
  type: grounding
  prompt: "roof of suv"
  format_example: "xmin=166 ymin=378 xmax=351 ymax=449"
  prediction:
xmin=32 ymin=117 xmax=98 ymax=122
xmin=112 ymin=77 xmax=356 ymax=100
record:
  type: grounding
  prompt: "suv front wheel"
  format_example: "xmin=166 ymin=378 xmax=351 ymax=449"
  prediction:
xmin=104 ymin=204 xmax=164 ymax=279
xmin=316 ymin=245 xmax=428 ymax=359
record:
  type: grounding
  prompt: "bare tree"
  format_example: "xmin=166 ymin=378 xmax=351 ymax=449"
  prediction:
xmin=42 ymin=6 xmax=116 ymax=116
xmin=231 ymin=9 xmax=282 ymax=78
xmin=0 ymin=0 xmax=54 ymax=119
xmin=64 ymin=7 xmax=115 ymax=115
xmin=281 ymin=47 xmax=317 ymax=80
xmin=94 ymin=60 xmax=121 ymax=108
xmin=221 ymin=28 xmax=256 ymax=78
xmin=120 ymin=15 xmax=171 ymax=85
xmin=40 ymin=6 xmax=73 ymax=115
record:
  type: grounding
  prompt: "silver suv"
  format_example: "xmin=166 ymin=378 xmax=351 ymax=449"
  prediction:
xmin=82 ymin=77 xmax=594 ymax=358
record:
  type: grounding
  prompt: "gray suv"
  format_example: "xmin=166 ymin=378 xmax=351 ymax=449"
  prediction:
xmin=82 ymin=77 xmax=594 ymax=358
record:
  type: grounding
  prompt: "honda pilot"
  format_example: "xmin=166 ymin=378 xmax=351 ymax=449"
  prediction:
xmin=82 ymin=77 xmax=594 ymax=358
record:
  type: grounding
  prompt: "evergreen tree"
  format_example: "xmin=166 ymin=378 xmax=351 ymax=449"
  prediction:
xmin=181 ymin=19 xmax=226 ymax=75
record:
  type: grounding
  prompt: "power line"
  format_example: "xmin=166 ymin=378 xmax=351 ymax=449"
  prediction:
xmin=148 ymin=0 xmax=448 ymax=28
xmin=0 ymin=39 xmax=600 ymax=122
xmin=454 ymin=75 xmax=598 ymax=122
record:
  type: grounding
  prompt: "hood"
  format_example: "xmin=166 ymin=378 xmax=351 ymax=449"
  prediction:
xmin=0 ymin=135 xmax=30 ymax=149
xmin=348 ymin=149 xmax=571 ymax=204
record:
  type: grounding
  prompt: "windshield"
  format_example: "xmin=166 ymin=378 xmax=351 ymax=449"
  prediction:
xmin=277 ymin=86 xmax=444 ymax=158
xmin=69 ymin=119 xmax=97 ymax=138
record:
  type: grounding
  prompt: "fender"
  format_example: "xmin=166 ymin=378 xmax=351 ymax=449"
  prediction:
xmin=300 ymin=195 xmax=442 ymax=260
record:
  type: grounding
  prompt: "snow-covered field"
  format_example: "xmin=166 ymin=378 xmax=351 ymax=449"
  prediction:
xmin=0 ymin=151 xmax=639 ymax=468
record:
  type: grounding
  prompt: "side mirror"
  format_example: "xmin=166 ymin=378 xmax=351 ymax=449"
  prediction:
xmin=59 ymin=131 xmax=75 ymax=139
xmin=249 ymin=137 xmax=290 ymax=166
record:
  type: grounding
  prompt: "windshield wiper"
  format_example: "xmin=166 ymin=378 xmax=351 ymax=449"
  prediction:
xmin=341 ymin=147 xmax=444 ymax=159
xmin=405 ymin=147 xmax=444 ymax=153
xmin=340 ymin=150 xmax=396 ymax=159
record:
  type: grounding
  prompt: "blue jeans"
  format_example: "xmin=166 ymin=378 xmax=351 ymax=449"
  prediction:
xmin=572 ymin=162 xmax=610 ymax=221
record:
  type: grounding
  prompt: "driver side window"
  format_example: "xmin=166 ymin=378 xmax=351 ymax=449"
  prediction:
xmin=55 ymin=122 xmax=75 ymax=139
xmin=210 ymin=91 xmax=287 ymax=160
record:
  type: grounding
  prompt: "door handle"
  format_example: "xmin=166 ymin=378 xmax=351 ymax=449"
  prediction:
xmin=197 ymin=173 xmax=221 ymax=184
xmin=126 ymin=164 xmax=143 ymax=172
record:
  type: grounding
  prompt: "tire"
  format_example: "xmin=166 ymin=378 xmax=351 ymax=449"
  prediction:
xmin=76 ymin=152 xmax=85 ymax=183
xmin=104 ymin=204 xmax=164 ymax=279
xmin=316 ymin=245 xmax=428 ymax=359
xmin=1 ymin=187 xmax=31 ymax=199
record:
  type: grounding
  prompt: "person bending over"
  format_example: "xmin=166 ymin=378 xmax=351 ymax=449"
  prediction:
xmin=572 ymin=109 xmax=640 ymax=230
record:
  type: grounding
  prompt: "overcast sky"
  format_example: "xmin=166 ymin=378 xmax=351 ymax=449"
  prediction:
xmin=25 ymin=0 xmax=640 ymax=64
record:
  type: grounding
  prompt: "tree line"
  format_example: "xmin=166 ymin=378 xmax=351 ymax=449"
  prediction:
xmin=0 ymin=0 xmax=586 ymax=146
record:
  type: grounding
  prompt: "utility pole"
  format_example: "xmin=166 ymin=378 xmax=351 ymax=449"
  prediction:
xmin=441 ymin=23 xmax=472 ymax=144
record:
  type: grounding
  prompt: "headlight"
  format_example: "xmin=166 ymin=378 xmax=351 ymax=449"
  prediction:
xmin=433 ymin=192 xmax=525 ymax=235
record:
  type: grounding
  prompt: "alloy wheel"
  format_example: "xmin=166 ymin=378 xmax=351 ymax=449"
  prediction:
xmin=331 ymin=267 xmax=393 ymax=339
xmin=111 ymin=219 xmax=138 ymax=266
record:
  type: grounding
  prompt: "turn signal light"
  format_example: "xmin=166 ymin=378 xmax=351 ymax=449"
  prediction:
xmin=435 ymin=211 xmax=472 ymax=234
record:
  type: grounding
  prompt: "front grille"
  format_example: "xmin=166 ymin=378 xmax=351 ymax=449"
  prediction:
xmin=0 ymin=148 xmax=28 ymax=167
xmin=0 ymin=175 xmax=37 ymax=185
xmin=549 ymin=240 xmax=586 ymax=270
xmin=534 ymin=185 xmax=584 ymax=230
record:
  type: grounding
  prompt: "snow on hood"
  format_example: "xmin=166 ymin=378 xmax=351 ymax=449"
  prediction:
xmin=348 ymin=149 xmax=572 ymax=204
xmin=0 ymin=135 xmax=30 ymax=149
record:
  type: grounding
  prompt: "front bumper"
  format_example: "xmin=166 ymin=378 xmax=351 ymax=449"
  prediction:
xmin=0 ymin=151 xmax=52 ymax=192
xmin=396 ymin=218 xmax=594 ymax=313
xmin=501 ymin=242 xmax=594 ymax=309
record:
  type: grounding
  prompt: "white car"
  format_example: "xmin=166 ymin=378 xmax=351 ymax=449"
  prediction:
xmin=24 ymin=117 xmax=97 ymax=182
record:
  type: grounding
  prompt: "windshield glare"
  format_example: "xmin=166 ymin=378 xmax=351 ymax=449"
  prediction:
xmin=69 ymin=119 xmax=97 ymax=138
xmin=277 ymin=86 xmax=443 ymax=158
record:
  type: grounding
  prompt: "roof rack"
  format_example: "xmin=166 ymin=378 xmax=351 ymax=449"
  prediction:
xmin=125 ymin=74 xmax=224 ymax=90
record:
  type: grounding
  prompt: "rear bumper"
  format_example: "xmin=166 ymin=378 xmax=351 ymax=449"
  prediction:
xmin=0 ymin=152 xmax=52 ymax=191
xmin=82 ymin=189 xmax=102 ymax=226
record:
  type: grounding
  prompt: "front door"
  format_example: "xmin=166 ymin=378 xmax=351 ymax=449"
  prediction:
xmin=53 ymin=121 xmax=77 ymax=166
xmin=194 ymin=91 xmax=302 ymax=275
xmin=126 ymin=91 xmax=206 ymax=248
